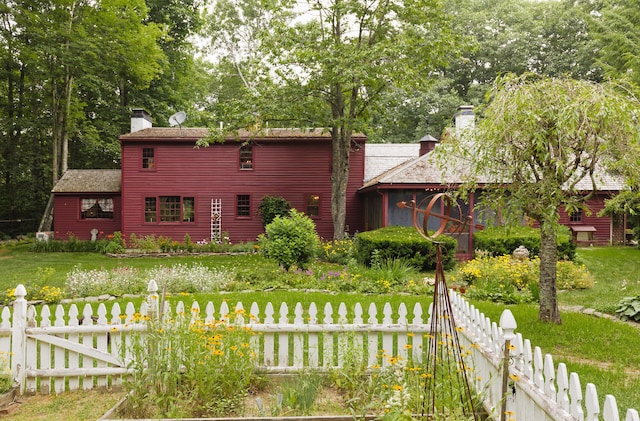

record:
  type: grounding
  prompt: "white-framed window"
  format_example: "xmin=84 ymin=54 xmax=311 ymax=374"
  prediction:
xmin=81 ymin=198 xmax=114 ymax=219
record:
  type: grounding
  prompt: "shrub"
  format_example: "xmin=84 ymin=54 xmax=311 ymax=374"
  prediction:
xmin=458 ymin=254 xmax=594 ymax=304
xmin=353 ymin=226 xmax=457 ymax=271
xmin=258 ymin=209 xmax=320 ymax=270
xmin=459 ymin=254 xmax=538 ymax=304
xmin=473 ymin=225 xmax=576 ymax=260
xmin=258 ymin=195 xmax=291 ymax=228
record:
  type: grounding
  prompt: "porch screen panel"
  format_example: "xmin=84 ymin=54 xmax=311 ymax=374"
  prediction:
xmin=387 ymin=190 xmax=414 ymax=227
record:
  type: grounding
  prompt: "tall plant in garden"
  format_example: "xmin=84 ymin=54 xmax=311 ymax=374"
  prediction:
xmin=123 ymin=306 xmax=258 ymax=418
xmin=439 ymin=74 xmax=640 ymax=323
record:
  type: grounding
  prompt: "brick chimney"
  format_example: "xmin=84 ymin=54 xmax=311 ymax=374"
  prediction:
xmin=130 ymin=108 xmax=152 ymax=133
xmin=419 ymin=134 xmax=439 ymax=156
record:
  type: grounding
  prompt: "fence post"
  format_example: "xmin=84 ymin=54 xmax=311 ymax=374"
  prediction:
xmin=11 ymin=285 xmax=28 ymax=394
xmin=147 ymin=279 xmax=159 ymax=320
xmin=500 ymin=309 xmax=517 ymax=421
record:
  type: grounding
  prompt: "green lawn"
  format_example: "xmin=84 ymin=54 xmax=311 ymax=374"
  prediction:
xmin=561 ymin=246 xmax=640 ymax=313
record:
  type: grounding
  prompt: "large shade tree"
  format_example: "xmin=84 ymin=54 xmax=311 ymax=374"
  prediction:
xmin=204 ymin=0 xmax=463 ymax=239
xmin=443 ymin=74 xmax=640 ymax=323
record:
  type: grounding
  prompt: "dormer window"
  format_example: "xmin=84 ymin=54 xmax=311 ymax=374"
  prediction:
xmin=240 ymin=144 xmax=252 ymax=170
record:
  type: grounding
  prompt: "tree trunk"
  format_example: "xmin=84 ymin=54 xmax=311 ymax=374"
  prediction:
xmin=538 ymin=220 xmax=562 ymax=323
xmin=331 ymin=127 xmax=350 ymax=240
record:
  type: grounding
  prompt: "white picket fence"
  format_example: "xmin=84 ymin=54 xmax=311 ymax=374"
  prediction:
xmin=1 ymin=282 xmax=638 ymax=421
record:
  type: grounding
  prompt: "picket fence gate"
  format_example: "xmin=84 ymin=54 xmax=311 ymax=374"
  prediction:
xmin=1 ymin=281 xmax=638 ymax=421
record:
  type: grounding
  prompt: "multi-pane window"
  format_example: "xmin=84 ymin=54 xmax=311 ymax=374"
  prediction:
xmin=306 ymin=194 xmax=320 ymax=217
xmin=142 ymin=148 xmax=155 ymax=169
xmin=81 ymin=198 xmax=114 ymax=219
xmin=239 ymin=144 xmax=253 ymax=169
xmin=569 ymin=212 xmax=583 ymax=223
xmin=160 ymin=196 xmax=181 ymax=222
xmin=147 ymin=196 xmax=194 ymax=223
xmin=237 ymin=194 xmax=251 ymax=216
xmin=145 ymin=197 xmax=157 ymax=222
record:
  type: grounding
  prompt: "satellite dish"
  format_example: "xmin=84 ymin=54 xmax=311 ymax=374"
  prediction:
xmin=169 ymin=111 xmax=187 ymax=127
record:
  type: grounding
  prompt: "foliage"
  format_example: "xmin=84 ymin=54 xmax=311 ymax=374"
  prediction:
xmin=278 ymin=372 xmax=324 ymax=416
xmin=591 ymin=0 xmax=640 ymax=92
xmin=101 ymin=232 xmax=126 ymax=254
xmin=616 ymin=296 xmax=640 ymax=323
xmin=0 ymin=351 xmax=13 ymax=394
xmin=30 ymin=232 xmax=253 ymax=255
xmin=459 ymin=255 xmax=539 ymax=304
xmin=473 ymin=226 xmax=576 ymax=260
xmin=331 ymin=345 xmax=477 ymax=420
xmin=121 ymin=308 xmax=260 ymax=418
xmin=258 ymin=209 xmax=320 ymax=270
xmin=354 ymin=226 xmax=457 ymax=271
xmin=65 ymin=263 xmax=236 ymax=297
xmin=458 ymin=254 xmax=594 ymax=304
xmin=1 ymin=267 xmax=64 ymax=305
xmin=320 ymin=237 xmax=355 ymax=265
xmin=258 ymin=196 xmax=291 ymax=228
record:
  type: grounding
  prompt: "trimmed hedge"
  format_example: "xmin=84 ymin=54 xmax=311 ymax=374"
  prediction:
xmin=354 ymin=226 xmax=457 ymax=271
xmin=473 ymin=225 xmax=576 ymax=260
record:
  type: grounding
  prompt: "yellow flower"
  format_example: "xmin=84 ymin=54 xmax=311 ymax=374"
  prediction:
xmin=509 ymin=374 xmax=520 ymax=382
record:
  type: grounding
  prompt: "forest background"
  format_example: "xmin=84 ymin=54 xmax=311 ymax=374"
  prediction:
xmin=0 ymin=0 xmax=637 ymax=238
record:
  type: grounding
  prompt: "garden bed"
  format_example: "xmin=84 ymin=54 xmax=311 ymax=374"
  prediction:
xmin=99 ymin=384 xmax=381 ymax=420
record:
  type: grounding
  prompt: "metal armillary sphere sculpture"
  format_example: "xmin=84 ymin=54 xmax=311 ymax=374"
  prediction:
xmin=397 ymin=193 xmax=479 ymax=420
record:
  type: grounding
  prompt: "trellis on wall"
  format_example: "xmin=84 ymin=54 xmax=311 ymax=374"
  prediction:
xmin=211 ymin=198 xmax=222 ymax=243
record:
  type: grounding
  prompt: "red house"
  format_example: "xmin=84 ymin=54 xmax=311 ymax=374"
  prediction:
xmin=52 ymin=110 xmax=366 ymax=243
xmin=359 ymin=106 xmax=627 ymax=258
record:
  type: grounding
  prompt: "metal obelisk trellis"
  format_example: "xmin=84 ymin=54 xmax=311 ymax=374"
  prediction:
xmin=398 ymin=193 xmax=479 ymax=420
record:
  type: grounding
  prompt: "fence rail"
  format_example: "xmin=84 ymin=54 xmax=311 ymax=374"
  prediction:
xmin=2 ymin=282 xmax=638 ymax=421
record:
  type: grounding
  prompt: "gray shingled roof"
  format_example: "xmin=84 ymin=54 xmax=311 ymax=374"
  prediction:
xmin=364 ymin=144 xmax=420 ymax=182
xmin=361 ymin=147 xmax=626 ymax=192
xmin=52 ymin=170 xmax=121 ymax=193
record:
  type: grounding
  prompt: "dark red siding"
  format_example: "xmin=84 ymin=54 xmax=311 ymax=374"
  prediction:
xmin=53 ymin=195 xmax=122 ymax=240
xmin=120 ymin=136 xmax=365 ymax=243
xmin=558 ymin=195 xmax=615 ymax=245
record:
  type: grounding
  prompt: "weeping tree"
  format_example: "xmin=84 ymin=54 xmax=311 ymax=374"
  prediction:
xmin=442 ymin=74 xmax=640 ymax=323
